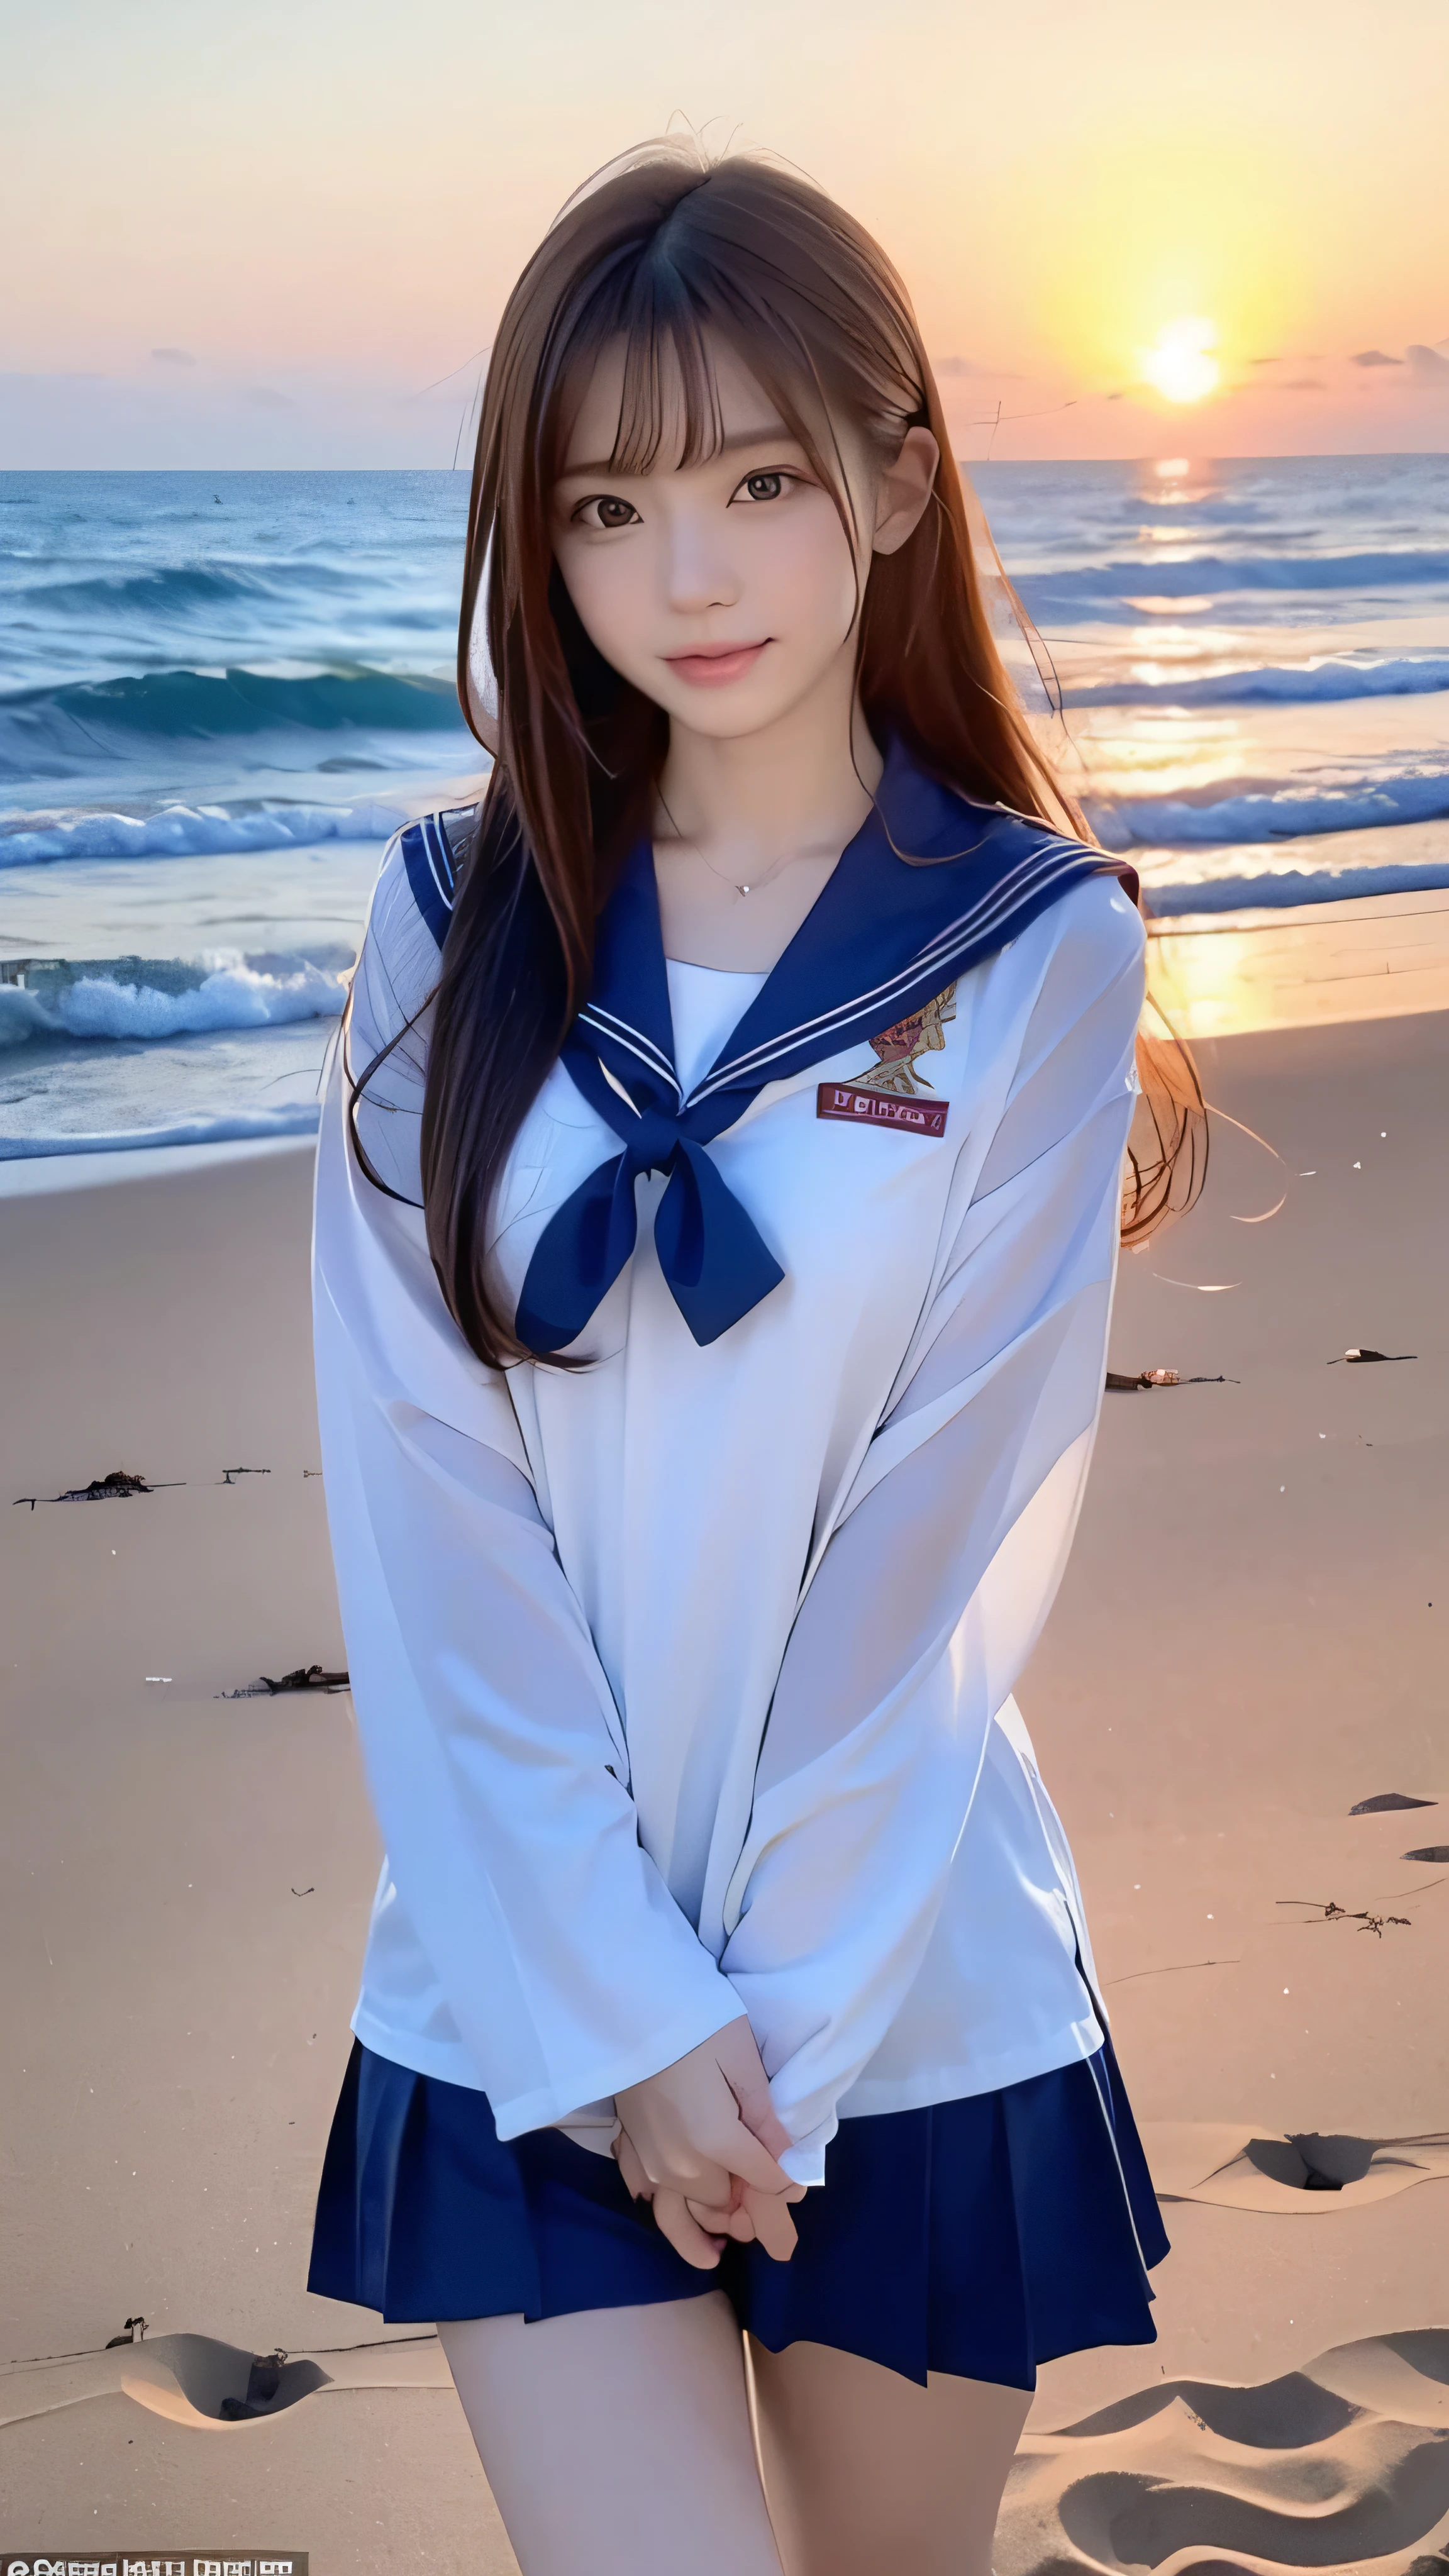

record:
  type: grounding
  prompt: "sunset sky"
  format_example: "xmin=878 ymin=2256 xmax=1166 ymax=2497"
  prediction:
xmin=4 ymin=0 xmax=1447 ymax=468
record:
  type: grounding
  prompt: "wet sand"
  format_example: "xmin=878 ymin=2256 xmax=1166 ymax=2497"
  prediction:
xmin=1 ymin=980 xmax=1445 ymax=2569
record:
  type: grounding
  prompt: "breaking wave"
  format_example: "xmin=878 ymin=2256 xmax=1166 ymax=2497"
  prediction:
xmin=1088 ymin=770 xmax=1449 ymax=847
xmin=1 ymin=799 xmax=405 ymax=865
xmin=7 ymin=559 xmax=364 ymax=622
xmin=0 ymin=665 xmax=469 ymax=782
xmin=0 ymin=960 xmax=348 ymax=1049
xmin=1142 ymin=854 xmax=1449 ymax=915
xmin=1019 ymin=548 xmax=1449 ymax=619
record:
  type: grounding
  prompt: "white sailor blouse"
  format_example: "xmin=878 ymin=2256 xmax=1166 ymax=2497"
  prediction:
xmin=313 ymin=743 xmax=1146 ymax=2185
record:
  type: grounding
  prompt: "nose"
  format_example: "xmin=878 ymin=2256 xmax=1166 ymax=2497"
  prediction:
xmin=661 ymin=502 xmax=741 ymax=618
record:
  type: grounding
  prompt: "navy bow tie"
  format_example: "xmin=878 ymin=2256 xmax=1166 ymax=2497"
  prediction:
xmin=400 ymin=744 xmax=1138 ymax=1355
xmin=514 ymin=1038 xmax=785 ymax=1351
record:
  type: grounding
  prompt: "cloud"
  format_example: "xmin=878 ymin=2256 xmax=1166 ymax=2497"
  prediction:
xmin=1350 ymin=348 xmax=1402 ymax=367
xmin=1248 ymin=355 xmax=1282 ymax=368
xmin=150 ymin=346 xmax=195 ymax=367
xmin=1280 ymin=377 xmax=1325 ymax=392
xmin=242 ymin=384 xmax=295 ymax=409
xmin=1406 ymin=343 xmax=1449 ymax=380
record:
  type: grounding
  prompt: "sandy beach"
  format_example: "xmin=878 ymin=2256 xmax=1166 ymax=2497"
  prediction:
xmin=2 ymin=934 xmax=1446 ymax=2570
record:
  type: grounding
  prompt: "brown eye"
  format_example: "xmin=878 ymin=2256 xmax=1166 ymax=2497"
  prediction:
xmin=575 ymin=494 xmax=640 ymax=530
xmin=736 ymin=472 xmax=786 ymax=503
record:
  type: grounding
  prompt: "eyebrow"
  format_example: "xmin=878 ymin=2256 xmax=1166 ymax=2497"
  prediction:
xmin=556 ymin=422 xmax=797 ymax=479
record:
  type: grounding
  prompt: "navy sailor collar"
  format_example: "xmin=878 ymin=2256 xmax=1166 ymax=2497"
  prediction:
xmin=578 ymin=738 xmax=1137 ymax=1120
xmin=398 ymin=743 xmax=1137 ymax=1352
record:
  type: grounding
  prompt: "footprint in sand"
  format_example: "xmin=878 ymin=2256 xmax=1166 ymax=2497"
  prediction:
xmin=1140 ymin=2123 xmax=1449 ymax=2213
xmin=0 ymin=2330 xmax=450 ymax=2438
xmin=123 ymin=2334 xmax=330 ymax=2427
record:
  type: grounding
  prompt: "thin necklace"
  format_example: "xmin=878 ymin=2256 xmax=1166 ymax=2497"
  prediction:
xmin=656 ymin=793 xmax=804 ymax=901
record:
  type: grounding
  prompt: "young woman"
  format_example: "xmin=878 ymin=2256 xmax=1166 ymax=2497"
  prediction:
xmin=308 ymin=140 xmax=1197 ymax=2576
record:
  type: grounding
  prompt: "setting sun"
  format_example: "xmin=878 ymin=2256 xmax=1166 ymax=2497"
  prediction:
xmin=1141 ymin=316 xmax=1221 ymax=404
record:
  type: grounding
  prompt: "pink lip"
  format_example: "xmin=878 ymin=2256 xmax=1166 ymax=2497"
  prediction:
xmin=663 ymin=641 xmax=770 ymax=688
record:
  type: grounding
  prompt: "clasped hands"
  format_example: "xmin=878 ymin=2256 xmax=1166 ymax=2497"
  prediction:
xmin=613 ymin=2017 xmax=806 ymax=2270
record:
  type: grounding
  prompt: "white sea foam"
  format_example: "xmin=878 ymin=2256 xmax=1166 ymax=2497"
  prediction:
xmin=0 ymin=960 xmax=348 ymax=1048
xmin=0 ymin=987 xmax=54 ymax=1047
xmin=0 ymin=799 xmax=405 ymax=867
xmin=0 ymin=1104 xmax=322 ymax=1162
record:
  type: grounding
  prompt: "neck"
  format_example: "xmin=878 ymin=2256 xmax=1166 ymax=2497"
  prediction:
xmin=656 ymin=645 xmax=882 ymax=874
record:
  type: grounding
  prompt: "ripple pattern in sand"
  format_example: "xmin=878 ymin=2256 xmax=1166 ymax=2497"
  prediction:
xmin=1001 ymin=2331 xmax=1449 ymax=2576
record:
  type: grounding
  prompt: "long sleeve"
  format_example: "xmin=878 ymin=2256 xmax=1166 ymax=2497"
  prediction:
xmin=719 ymin=882 xmax=1145 ymax=2182
xmin=313 ymin=842 xmax=743 ymax=2139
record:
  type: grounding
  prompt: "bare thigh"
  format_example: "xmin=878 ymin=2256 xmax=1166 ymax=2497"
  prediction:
xmin=749 ymin=2334 xmax=1033 ymax=2576
xmin=440 ymin=2294 xmax=783 ymax=2576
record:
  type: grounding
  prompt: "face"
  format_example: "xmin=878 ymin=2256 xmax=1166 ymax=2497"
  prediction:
xmin=550 ymin=334 xmax=934 ymax=743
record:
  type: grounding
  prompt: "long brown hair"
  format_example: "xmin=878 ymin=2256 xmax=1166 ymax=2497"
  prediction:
xmin=402 ymin=139 xmax=1202 ymax=1366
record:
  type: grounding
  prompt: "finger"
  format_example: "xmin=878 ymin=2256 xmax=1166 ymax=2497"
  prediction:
xmin=687 ymin=2194 xmax=757 ymax=2243
xmin=651 ymin=2189 xmax=724 ymax=2271
xmin=613 ymin=2129 xmax=653 ymax=2202
xmin=741 ymin=2185 xmax=799 ymax=2263
xmin=712 ymin=2119 xmax=796 ymax=2198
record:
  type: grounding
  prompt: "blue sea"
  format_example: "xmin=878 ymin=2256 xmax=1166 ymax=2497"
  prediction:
xmin=3 ymin=456 xmax=1447 ymax=1155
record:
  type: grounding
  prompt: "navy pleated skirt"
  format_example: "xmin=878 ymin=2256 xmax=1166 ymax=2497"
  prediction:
xmin=309 ymin=2035 xmax=1169 ymax=2389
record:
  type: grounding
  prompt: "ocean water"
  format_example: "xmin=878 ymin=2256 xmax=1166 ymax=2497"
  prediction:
xmin=2 ymin=457 xmax=1447 ymax=1153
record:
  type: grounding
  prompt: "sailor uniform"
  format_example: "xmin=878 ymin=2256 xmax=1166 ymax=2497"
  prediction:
xmin=308 ymin=746 xmax=1168 ymax=2375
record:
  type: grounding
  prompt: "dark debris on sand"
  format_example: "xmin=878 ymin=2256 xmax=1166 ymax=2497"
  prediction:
xmin=1352 ymin=1792 xmax=1437 ymax=1814
xmin=13 ymin=1468 xmax=184 ymax=1511
xmin=1277 ymin=1896 xmax=1412 ymax=1936
xmin=1106 ymin=1368 xmax=1236 ymax=1392
xmin=220 ymin=1663 xmax=350 ymax=1699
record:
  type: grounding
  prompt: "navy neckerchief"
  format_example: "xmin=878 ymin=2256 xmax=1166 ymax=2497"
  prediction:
xmin=399 ymin=744 xmax=1138 ymax=1352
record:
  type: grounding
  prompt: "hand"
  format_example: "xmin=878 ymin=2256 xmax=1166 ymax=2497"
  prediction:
xmin=686 ymin=2174 xmax=803 ymax=2263
xmin=614 ymin=2018 xmax=804 ymax=2269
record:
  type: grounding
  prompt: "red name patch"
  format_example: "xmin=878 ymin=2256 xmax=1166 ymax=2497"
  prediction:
xmin=816 ymin=1082 xmax=949 ymax=1138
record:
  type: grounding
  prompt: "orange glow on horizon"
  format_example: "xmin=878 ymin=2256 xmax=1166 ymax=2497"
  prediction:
xmin=4 ymin=0 xmax=1448 ymax=465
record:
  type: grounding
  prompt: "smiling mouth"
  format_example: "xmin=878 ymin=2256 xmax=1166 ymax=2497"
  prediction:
xmin=663 ymin=641 xmax=770 ymax=687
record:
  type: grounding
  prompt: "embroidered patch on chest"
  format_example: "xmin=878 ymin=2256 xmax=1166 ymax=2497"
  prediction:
xmin=816 ymin=982 xmax=957 ymax=1138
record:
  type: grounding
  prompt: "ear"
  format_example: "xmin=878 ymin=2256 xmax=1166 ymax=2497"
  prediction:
xmin=872 ymin=427 xmax=940 ymax=557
